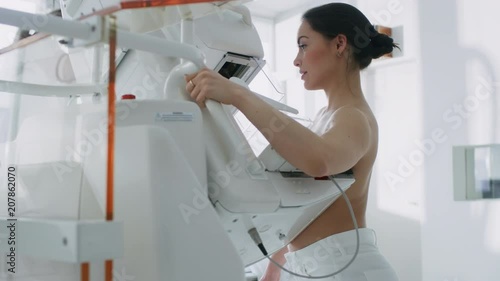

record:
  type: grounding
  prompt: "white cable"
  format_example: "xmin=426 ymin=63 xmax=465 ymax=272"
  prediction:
xmin=259 ymin=176 xmax=360 ymax=279
xmin=251 ymin=57 xmax=285 ymax=95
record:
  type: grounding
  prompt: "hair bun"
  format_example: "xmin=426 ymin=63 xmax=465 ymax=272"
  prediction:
xmin=368 ymin=33 xmax=395 ymax=59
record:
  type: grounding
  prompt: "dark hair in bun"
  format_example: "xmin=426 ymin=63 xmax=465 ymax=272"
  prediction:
xmin=303 ymin=3 xmax=399 ymax=70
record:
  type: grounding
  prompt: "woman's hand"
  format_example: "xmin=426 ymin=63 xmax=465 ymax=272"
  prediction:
xmin=184 ymin=68 xmax=249 ymax=108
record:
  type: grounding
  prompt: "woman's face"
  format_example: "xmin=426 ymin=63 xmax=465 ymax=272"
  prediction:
xmin=293 ymin=21 xmax=339 ymax=90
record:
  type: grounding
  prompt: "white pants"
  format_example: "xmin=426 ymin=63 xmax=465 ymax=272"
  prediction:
xmin=283 ymin=228 xmax=399 ymax=281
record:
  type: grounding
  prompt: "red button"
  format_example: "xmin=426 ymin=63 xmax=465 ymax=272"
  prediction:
xmin=121 ymin=94 xmax=136 ymax=100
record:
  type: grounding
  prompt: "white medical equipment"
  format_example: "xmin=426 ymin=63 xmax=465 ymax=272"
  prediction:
xmin=0 ymin=1 xmax=355 ymax=280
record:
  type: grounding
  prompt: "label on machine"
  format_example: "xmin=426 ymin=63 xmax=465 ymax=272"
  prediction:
xmin=154 ymin=112 xmax=193 ymax=122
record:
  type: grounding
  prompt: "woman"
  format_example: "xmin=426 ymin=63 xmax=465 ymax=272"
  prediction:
xmin=185 ymin=3 xmax=399 ymax=281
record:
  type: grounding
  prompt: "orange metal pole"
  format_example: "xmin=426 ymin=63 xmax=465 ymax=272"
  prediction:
xmin=81 ymin=263 xmax=90 ymax=281
xmin=121 ymin=0 xmax=223 ymax=9
xmin=105 ymin=15 xmax=117 ymax=281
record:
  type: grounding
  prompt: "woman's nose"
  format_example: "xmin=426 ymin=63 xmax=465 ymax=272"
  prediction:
xmin=293 ymin=55 xmax=301 ymax=67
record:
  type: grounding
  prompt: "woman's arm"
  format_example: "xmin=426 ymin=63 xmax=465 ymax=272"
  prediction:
xmin=185 ymin=69 xmax=371 ymax=176
xmin=259 ymin=247 xmax=289 ymax=281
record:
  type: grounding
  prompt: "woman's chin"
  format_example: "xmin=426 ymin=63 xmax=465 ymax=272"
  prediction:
xmin=303 ymin=82 xmax=319 ymax=91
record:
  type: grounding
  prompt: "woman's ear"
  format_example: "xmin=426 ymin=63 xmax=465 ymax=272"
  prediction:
xmin=332 ymin=34 xmax=348 ymax=56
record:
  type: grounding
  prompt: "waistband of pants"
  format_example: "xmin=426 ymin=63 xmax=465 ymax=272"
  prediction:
xmin=286 ymin=228 xmax=378 ymax=260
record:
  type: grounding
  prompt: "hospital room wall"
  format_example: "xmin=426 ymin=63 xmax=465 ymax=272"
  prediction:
xmin=418 ymin=1 xmax=500 ymax=281
xmin=272 ymin=1 xmax=422 ymax=281
xmin=270 ymin=0 xmax=500 ymax=280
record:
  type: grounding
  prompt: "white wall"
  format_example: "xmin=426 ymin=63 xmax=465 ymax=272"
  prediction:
xmin=358 ymin=1 xmax=422 ymax=281
xmin=419 ymin=1 xmax=500 ymax=281
xmin=272 ymin=1 xmax=422 ymax=281
xmin=271 ymin=0 xmax=500 ymax=280
xmin=357 ymin=0 xmax=500 ymax=280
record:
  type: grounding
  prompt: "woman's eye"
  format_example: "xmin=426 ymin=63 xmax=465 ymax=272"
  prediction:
xmin=298 ymin=44 xmax=307 ymax=50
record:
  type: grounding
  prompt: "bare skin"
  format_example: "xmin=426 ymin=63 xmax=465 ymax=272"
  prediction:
xmin=289 ymin=103 xmax=377 ymax=250
xmin=185 ymin=20 xmax=378 ymax=281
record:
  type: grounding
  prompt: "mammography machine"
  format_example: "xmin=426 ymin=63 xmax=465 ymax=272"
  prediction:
xmin=0 ymin=1 xmax=355 ymax=280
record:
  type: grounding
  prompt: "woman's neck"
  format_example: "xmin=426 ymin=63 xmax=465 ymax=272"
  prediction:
xmin=324 ymin=70 xmax=364 ymax=111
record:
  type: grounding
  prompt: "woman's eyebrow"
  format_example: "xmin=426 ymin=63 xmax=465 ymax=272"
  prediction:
xmin=297 ymin=35 xmax=309 ymax=44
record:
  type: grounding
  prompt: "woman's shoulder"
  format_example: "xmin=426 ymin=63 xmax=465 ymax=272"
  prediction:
xmin=333 ymin=104 xmax=376 ymax=124
xmin=311 ymin=104 xmax=376 ymax=135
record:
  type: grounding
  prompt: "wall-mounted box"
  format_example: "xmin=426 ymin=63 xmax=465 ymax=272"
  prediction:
xmin=453 ymin=144 xmax=500 ymax=201
xmin=367 ymin=25 xmax=409 ymax=69
xmin=374 ymin=25 xmax=404 ymax=59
